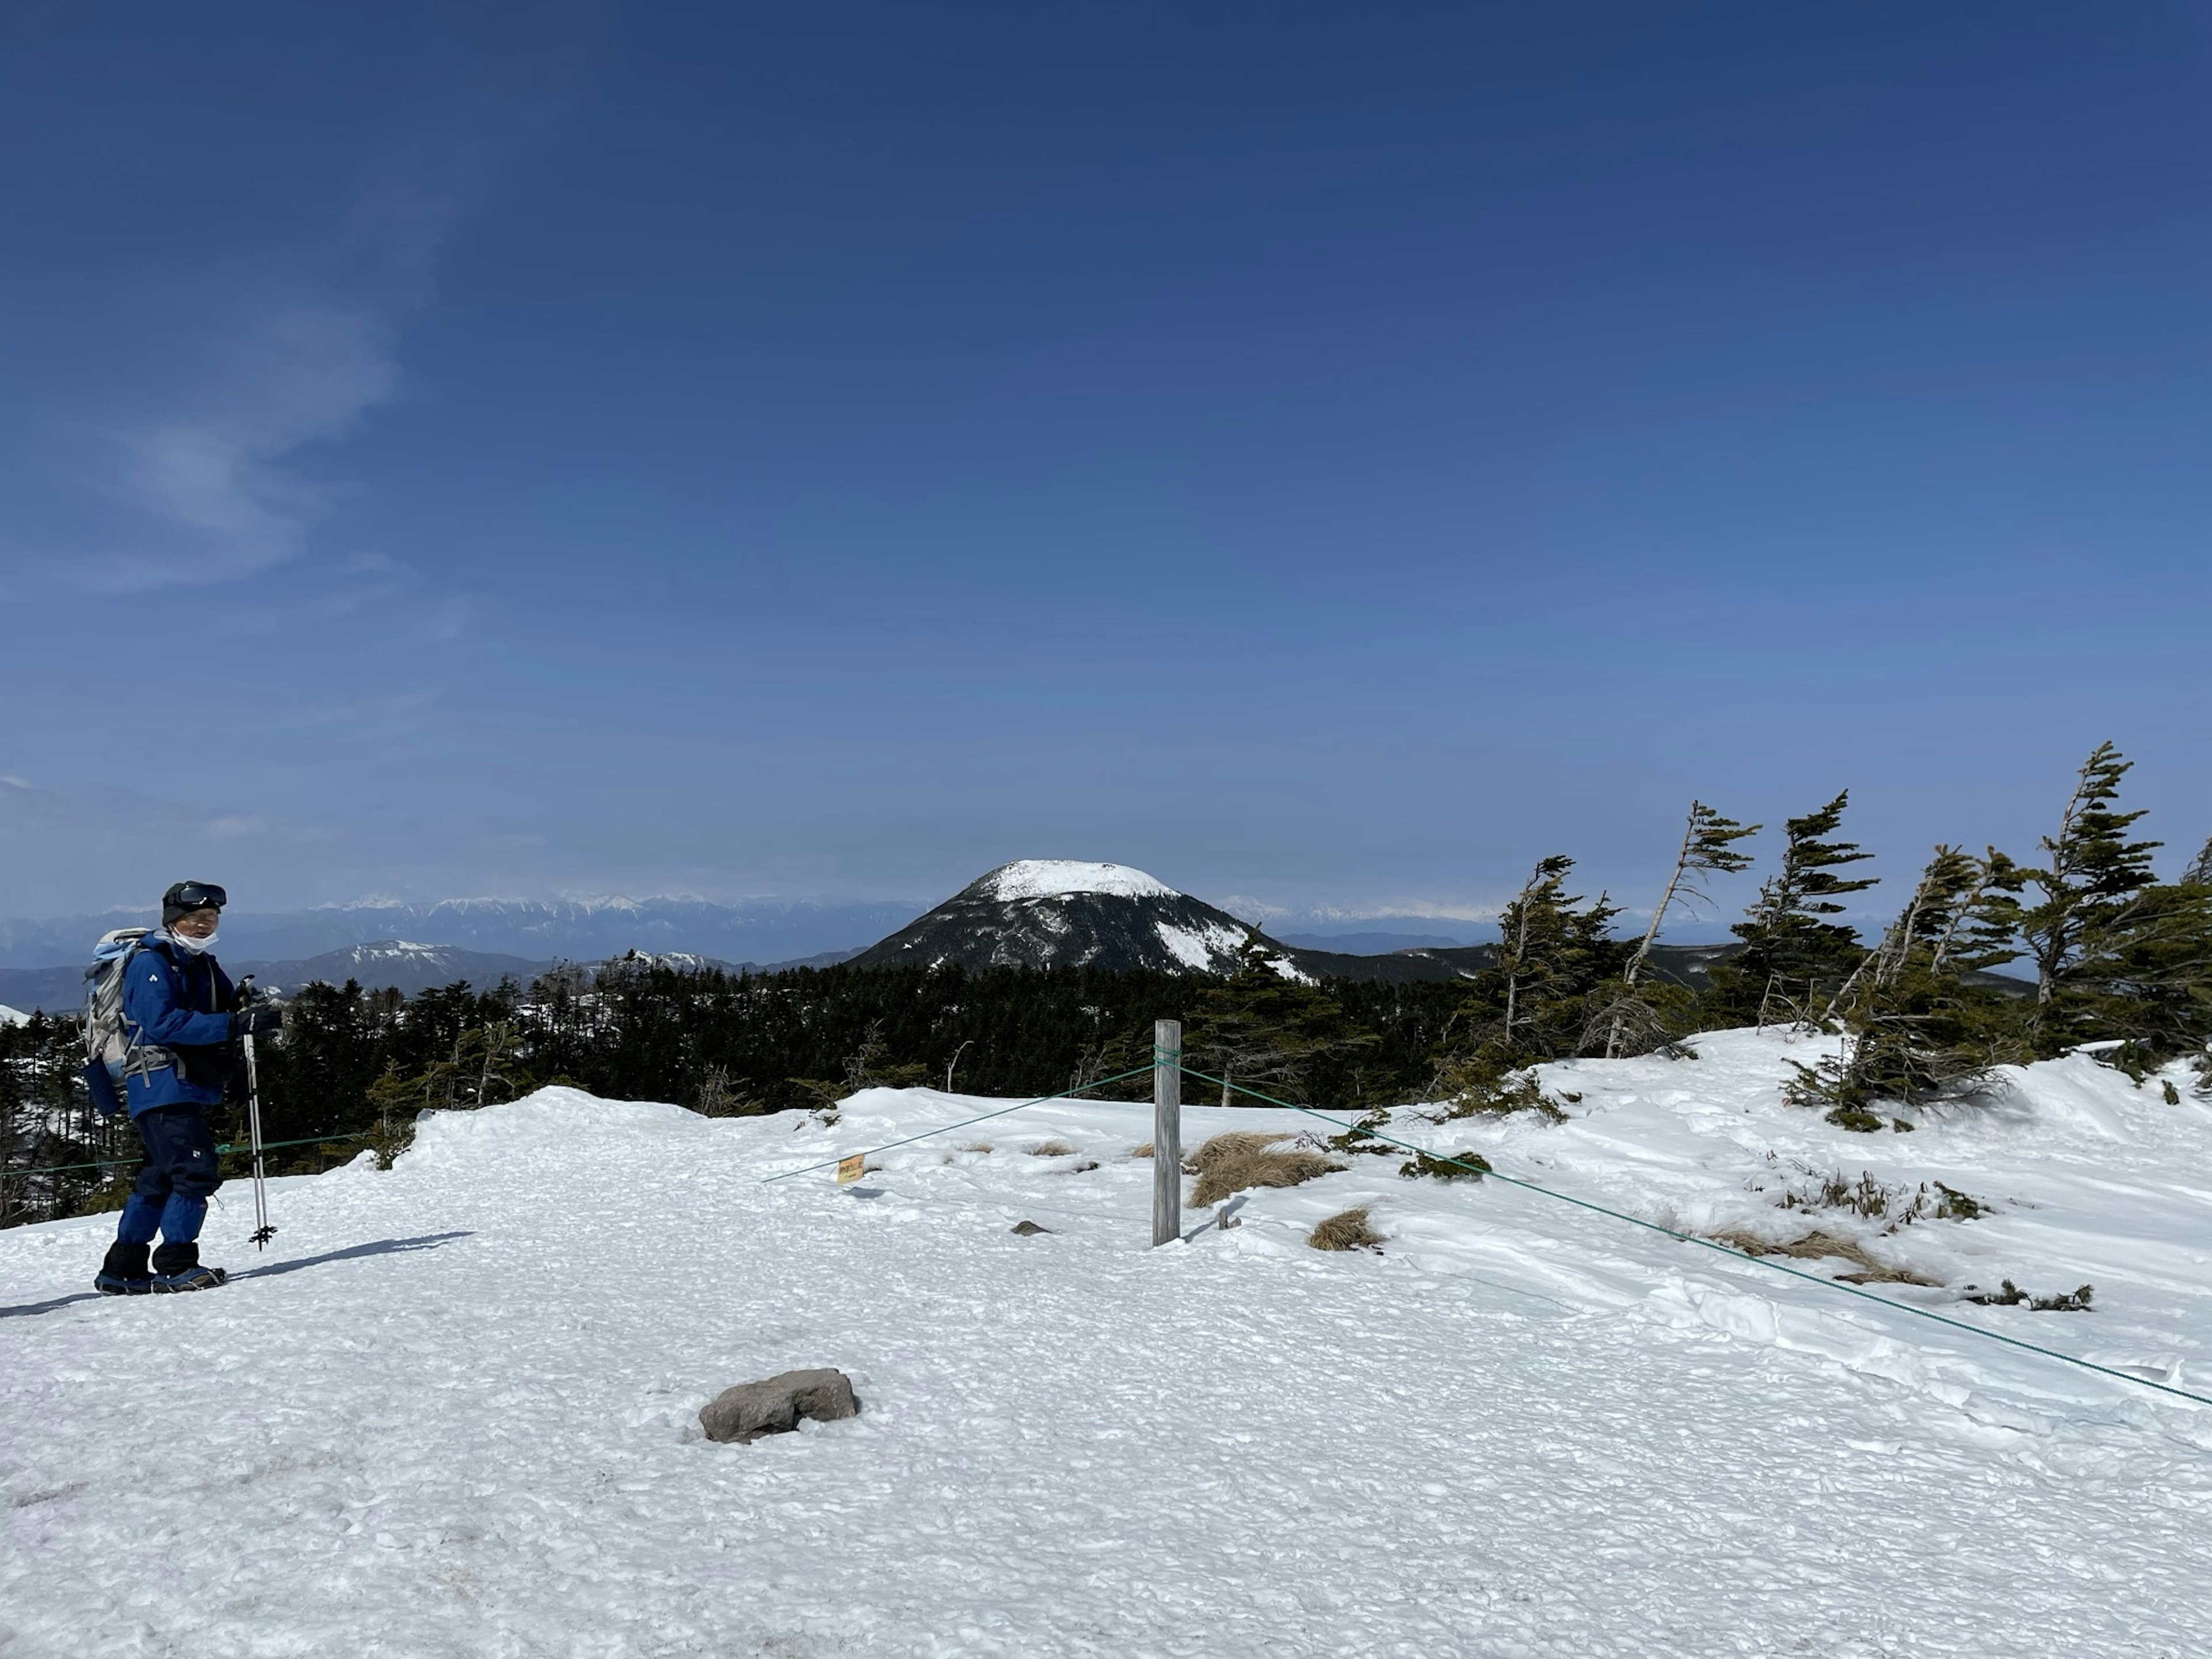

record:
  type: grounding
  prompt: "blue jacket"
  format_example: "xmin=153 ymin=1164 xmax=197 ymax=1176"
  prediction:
xmin=122 ymin=936 xmax=236 ymax=1115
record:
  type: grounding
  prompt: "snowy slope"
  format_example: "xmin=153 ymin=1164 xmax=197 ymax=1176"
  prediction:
xmin=2 ymin=1031 xmax=2209 ymax=1657
xmin=0 ymin=1003 xmax=26 ymax=1027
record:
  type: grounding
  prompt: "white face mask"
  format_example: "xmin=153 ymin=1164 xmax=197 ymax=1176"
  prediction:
xmin=168 ymin=927 xmax=219 ymax=955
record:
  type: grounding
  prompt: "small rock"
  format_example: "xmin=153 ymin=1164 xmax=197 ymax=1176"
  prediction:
xmin=1009 ymin=1219 xmax=1052 ymax=1236
xmin=699 ymin=1368 xmax=861 ymax=1444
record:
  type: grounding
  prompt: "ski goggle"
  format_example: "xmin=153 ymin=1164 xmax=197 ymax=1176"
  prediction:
xmin=162 ymin=881 xmax=228 ymax=912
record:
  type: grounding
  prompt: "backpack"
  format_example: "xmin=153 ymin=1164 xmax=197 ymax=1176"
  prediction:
xmin=81 ymin=928 xmax=173 ymax=1116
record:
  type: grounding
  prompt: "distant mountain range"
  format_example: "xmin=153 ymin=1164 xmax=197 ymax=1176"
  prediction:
xmin=0 ymin=868 xmax=1766 ymax=1014
xmin=0 ymin=938 xmax=865 ymax=1014
xmin=1274 ymin=930 xmax=1482 ymax=955
xmin=0 ymin=895 xmax=919 ymax=972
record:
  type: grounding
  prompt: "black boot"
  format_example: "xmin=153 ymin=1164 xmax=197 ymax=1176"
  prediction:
xmin=94 ymin=1241 xmax=155 ymax=1297
xmin=151 ymin=1240 xmax=228 ymax=1293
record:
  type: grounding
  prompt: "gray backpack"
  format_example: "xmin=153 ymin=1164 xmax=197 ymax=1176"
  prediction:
xmin=81 ymin=928 xmax=172 ymax=1116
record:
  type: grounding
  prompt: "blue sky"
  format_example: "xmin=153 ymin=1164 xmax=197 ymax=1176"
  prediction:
xmin=2 ymin=3 xmax=2207 ymax=925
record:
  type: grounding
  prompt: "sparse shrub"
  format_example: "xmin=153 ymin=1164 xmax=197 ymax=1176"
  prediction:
xmin=1327 ymin=1111 xmax=1398 ymax=1157
xmin=691 ymin=1065 xmax=760 ymax=1118
xmin=1782 ymin=1169 xmax=1900 ymax=1220
xmin=1429 ymin=1057 xmax=1563 ymax=1122
xmin=1930 ymin=1181 xmax=1985 ymax=1221
xmin=1964 ymin=1279 xmax=2094 ymax=1312
xmin=1824 ymin=1104 xmax=1887 ymax=1134
xmin=1029 ymin=1139 xmax=1079 ymax=1157
xmin=1308 ymin=1206 xmax=1385 ymax=1252
xmin=1185 ymin=1131 xmax=1342 ymax=1207
xmin=1397 ymin=1148 xmax=1490 ymax=1183
xmin=1776 ymin=1169 xmax=1989 ymax=1228
xmin=364 ymin=1115 xmax=418 ymax=1171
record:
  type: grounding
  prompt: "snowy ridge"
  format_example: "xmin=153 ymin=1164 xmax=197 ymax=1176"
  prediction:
xmin=976 ymin=859 xmax=1177 ymax=902
xmin=0 ymin=1003 xmax=26 ymax=1027
xmin=2 ymin=1029 xmax=2207 ymax=1654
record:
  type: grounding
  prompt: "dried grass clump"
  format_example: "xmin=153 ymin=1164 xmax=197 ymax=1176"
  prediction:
xmin=1187 ymin=1131 xmax=1342 ymax=1207
xmin=1709 ymin=1227 xmax=1939 ymax=1286
xmin=959 ymin=1142 xmax=994 ymax=1154
xmin=1128 ymin=1142 xmax=1153 ymax=1159
xmin=1308 ymin=1206 xmax=1385 ymax=1252
xmin=1029 ymin=1139 xmax=1080 ymax=1157
xmin=1184 ymin=1130 xmax=1293 ymax=1173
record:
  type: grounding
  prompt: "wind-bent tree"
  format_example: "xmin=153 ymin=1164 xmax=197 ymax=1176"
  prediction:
xmin=1792 ymin=845 xmax=2025 ymax=1125
xmin=1601 ymin=800 xmax=1759 ymax=1056
xmin=1705 ymin=791 xmax=1878 ymax=1026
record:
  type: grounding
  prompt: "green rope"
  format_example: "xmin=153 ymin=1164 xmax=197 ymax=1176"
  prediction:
xmin=1175 ymin=1062 xmax=2212 ymax=1412
xmin=761 ymin=1064 xmax=1158 ymax=1184
xmin=1 ymin=1131 xmax=373 ymax=1181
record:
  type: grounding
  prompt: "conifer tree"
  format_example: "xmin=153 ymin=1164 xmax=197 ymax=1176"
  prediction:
xmin=1487 ymin=856 xmax=1623 ymax=1059
xmin=1998 ymin=743 xmax=2202 ymax=1056
xmin=1789 ymin=846 xmax=2025 ymax=1126
xmin=1704 ymin=791 xmax=1877 ymax=1025
xmin=1601 ymin=800 xmax=1760 ymax=1056
xmin=1422 ymin=855 xmax=1627 ymax=1095
xmin=1186 ymin=938 xmax=1376 ymax=1105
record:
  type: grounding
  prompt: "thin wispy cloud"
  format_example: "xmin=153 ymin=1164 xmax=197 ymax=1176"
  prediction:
xmin=83 ymin=301 xmax=400 ymax=592
xmin=51 ymin=82 xmax=554 ymax=597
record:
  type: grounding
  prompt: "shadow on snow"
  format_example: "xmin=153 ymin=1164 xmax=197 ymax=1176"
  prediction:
xmin=0 ymin=1232 xmax=476 ymax=1320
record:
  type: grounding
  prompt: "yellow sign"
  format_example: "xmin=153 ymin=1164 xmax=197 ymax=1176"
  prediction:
xmin=836 ymin=1155 xmax=867 ymax=1185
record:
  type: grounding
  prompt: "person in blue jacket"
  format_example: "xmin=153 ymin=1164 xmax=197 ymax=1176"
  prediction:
xmin=93 ymin=881 xmax=282 ymax=1295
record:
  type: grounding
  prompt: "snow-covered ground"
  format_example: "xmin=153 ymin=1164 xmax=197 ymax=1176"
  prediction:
xmin=3 ymin=1028 xmax=2208 ymax=1657
xmin=0 ymin=1003 xmax=28 ymax=1027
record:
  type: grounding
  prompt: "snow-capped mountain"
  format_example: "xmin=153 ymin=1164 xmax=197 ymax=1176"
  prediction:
xmin=239 ymin=941 xmax=554 ymax=999
xmin=847 ymin=861 xmax=1302 ymax=975
xmin=299 ymin=896 xmax=921 ymax=963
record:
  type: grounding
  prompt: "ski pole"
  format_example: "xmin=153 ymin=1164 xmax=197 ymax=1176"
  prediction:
xmin=237 ymin=976 xmax=276 ymax=1249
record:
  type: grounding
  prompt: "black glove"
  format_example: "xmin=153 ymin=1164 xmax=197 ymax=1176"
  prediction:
xmin=230 ymin=1006 xmax=283 ymax=1038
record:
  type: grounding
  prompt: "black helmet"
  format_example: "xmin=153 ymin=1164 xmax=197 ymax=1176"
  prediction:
xmin=162 ymin=880 xmax=228 ymax=926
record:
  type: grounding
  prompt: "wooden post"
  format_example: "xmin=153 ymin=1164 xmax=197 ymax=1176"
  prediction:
xmin=1153 ymin=1018 xmax=1182 ymax=1247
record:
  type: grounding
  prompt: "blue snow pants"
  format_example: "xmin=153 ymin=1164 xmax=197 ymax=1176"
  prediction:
xmin=116 ymin=1108 xmax=223 ymax=1246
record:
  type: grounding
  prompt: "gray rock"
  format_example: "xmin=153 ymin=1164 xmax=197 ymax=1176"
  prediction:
xmin=699 ymin=1368 xmax=861 ymax=1444
xmin=1009 ymin=1219 xmax=1052 ymax=1236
